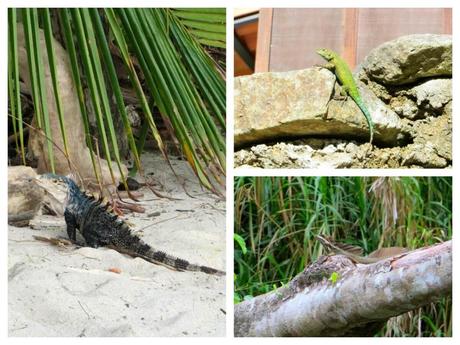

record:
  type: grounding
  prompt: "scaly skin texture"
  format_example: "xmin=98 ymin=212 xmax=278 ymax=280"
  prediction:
xmin=35 ymin=174 xmax=224 ymax=276
xmin=316 ymin=48 xmax=374 ymax=144
xmin=316 ymin=235 xmax=408 ymax=264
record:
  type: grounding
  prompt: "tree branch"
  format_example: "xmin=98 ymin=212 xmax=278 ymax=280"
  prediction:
xmin=234 ymin=241 xmax=452 ymax=337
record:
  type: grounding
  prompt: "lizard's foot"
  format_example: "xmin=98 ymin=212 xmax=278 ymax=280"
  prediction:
xmin=332 ymin=94 xmax=347 ymax=102
xmin=58 ymin=235 xmax=85 ymax=248
xmin=363 ymin=142 xmax=374 ymax=156
xmin=314 ymin=63 xmax=335 ymax=71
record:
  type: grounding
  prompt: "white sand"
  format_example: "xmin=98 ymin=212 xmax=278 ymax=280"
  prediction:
xmin=8 ymin=155 xmax=226 ymax=336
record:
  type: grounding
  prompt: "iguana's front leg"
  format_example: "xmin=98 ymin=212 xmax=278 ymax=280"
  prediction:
xmin=317 ymin=62 xmax=336 ymax=71
xmin=64 ymin=209 xmax=86 ymax=247
xmin=64 ymin=209 xmax=77 ymax=242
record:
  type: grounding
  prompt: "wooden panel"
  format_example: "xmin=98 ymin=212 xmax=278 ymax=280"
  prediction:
xmin=356 ymin=8 xmax=452 ymax=63
xmin=343 ymin=8 xmax=359 ymax=69
xmin=255 ymin=8 xmax=273 ymax=73
xmin=264 ymin=8 xmax=451 ymax=72
xmin=269 ymin=9 xmax=344 ymax=72
xmin=443 ymin=8 xmax=452 ymax=34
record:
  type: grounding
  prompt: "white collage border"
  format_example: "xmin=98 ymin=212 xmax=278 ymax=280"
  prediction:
xmin=0 ymin=0 xmax=457 ymax=343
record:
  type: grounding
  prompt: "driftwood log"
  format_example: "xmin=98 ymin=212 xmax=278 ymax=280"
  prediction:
xmin=234 ymin=241 xmax=451 ymax=337
xmin=17 ymin=23 xmax=126 ymax=189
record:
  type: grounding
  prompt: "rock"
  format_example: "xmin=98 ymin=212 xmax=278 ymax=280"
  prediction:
xmin=29 ymin=215 xmax=66 ymax=231
xmin=235 ymin=68 xmax=334 ymax=147
xmin=8 ymin=166 xmax=43 ymax=226
xmin=234 ymin=131 xmax=451 ymax=169
xmin=363 ymin=34 xmax=452 ymax=85
xmin=234 ymin=34 xmax=451 ymax=169
xmin=234 ymin=68 xmax=409 ymax=147
xmin=409 ymin=79 xmax=451 ymax=116
xmin=389 ymin=96 xmax=419 ymax=120
xmin=402 ymin=143 xmax=447 ymax=168
xmin=391 ymin=79 xmax=451 ymax=120
xmin=234 ymin=142 xmax=356 ymax=169
xmin=412 ymin=114 xmax=451 ymax=161
xmin=126 ymin=104 xmax=141 ymax=128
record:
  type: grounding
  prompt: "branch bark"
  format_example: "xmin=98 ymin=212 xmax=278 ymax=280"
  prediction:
xmin=234 ymin=241 xmax=452 ymax=337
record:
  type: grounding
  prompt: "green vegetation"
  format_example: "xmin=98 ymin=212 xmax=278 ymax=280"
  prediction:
xmin=8 ymin=8 xmax=225 ymax=191
xmin=234 ymin=176 xmax=451 ymax=336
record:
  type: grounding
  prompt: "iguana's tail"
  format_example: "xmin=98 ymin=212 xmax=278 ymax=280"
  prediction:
xmin=113 ymin=224 xmax=225 ymax=276
xmin=355 ymin=98 xmax=374 ymax=144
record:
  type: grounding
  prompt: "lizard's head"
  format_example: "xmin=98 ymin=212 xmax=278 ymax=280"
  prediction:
xmin=316 ymin=48 xmax=336 ymax=61
xmin=315 ymin=234 xmax=332 ymax=250
xmin=34 ymin=173 xmax=79 ymax=208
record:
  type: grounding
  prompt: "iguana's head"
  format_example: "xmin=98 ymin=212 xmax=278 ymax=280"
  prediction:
xmin=34 ymin=173 xmax=79 ymax=209
xmin=316 ymin=48 xmax=336 ymax=61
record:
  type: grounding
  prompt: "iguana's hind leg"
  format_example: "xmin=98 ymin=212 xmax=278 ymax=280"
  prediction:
xmin=332 ymin=83 xmax=348 ymax=105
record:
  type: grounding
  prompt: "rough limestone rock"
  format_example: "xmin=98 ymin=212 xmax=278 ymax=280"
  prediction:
xmin=234 ymin=34 xmax=452 ymax=169
xmin=412 ymin=114 xmax=451 ymax=161
xmin=235 ymin=68 xmax=333 ymax=147
xmin=409 ymin=79 xmax=451 ymax=116
xmin=234 ymin=142 xmax=356 ymax=169
xmin=8 ymin=166 xmax=43 ymax=226
xmin=363 ymin=34 xmax=452 ymax=85
xmin=390 ymin=79 xmax=451 ymax=120
xmin=234 ymin=68 xmax=409 ymax=148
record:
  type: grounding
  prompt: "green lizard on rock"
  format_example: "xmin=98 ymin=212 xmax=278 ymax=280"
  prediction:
xmin=316 ymin=48 xmax=374 ymax=144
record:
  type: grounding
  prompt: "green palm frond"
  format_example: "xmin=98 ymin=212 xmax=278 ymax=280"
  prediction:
xmin=8 ymin=8 xmax=226 ymax=192
xmin=172 ymin=8 xmax=226 ymax=48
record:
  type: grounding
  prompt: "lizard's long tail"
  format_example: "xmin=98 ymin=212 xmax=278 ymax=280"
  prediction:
xmin=113 ymin=224 xmax=225 ymax=276
xmin=354 ymin=98 xmax=374 ymax=144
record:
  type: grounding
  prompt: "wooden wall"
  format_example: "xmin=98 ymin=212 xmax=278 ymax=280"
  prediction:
xmin=255 ymin=8 xmax=452 ymax=73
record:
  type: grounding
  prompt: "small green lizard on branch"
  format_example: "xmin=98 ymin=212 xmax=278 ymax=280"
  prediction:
xmin=316 ymin=48 xmax=374 ymax=144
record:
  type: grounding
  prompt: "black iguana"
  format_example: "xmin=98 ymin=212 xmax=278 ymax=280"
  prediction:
xmin=316 ymin=48 xmax=374 ymax=144
xmin=34 ymin=173 xmax=225 ymax=276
